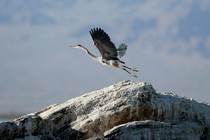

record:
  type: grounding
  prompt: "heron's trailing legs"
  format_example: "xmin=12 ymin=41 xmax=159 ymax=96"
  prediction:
xmin=123 ymin=65 xmax=139 ymax=72
xmin=121 ymin=65 xmax=139 ymax=78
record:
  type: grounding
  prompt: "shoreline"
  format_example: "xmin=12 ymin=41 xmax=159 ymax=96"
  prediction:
xmin=0 ymin=113 xmax=25 ymax=122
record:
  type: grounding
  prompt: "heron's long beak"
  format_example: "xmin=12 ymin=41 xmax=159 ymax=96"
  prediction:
xmin=68 ymin=45 xmax=77 ymax=48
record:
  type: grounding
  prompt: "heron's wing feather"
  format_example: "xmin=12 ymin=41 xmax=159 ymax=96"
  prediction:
xmin=89 ymin=28 xmax=118 ymax=59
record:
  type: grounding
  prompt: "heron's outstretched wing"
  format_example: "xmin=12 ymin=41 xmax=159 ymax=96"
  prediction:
xmin=89 ymin=28 xmax=118 ymax=60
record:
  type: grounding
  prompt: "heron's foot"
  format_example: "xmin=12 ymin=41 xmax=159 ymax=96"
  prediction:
xmin=132 ymin=68 xmax=139 ymax=72
xmin=132 ymin=73 xmax=138 ymax=78
xmin=131 ymin=71 xmax=138 ymax=78
xmin=121 ymin=66 xmax=139 ymax=78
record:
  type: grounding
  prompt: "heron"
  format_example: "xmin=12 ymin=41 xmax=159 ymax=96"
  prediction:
xmin=69 ymin=28 xmax=139 ymax=77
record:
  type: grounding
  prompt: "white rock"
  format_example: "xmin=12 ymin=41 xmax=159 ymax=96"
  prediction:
xmin=0 ymin=80 xmax=209 ymax=140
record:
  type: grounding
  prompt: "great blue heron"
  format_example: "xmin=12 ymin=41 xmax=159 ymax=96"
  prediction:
xmin=69 ymin=28 xmax=139 ymax=77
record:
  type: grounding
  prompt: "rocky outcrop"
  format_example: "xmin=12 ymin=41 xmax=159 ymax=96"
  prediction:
xmin=0 ymin=80 xmax=210 ymax=140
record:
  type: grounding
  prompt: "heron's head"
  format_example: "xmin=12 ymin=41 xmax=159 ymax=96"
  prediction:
xmin=69 ymin=44 xmax=83 ymax=48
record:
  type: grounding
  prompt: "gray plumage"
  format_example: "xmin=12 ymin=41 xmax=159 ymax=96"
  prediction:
xmin=69 ymin=28 xmax=138 ymax=77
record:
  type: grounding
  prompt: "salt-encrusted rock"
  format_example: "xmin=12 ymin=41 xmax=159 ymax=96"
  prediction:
xmin=104 ymin=120 xmax=202 ymax=140
xmin=0 ymin=80 xmax=209 ymax=140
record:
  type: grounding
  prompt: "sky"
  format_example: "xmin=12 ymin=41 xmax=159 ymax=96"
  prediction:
xmin=0 ymin=0 xmax=210 ymax=114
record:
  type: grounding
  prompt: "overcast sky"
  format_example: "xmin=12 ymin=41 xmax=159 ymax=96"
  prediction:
xmin=0 ymin=0 xmax=210 ymax=114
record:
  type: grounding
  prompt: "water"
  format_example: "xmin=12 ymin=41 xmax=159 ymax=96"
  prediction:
xmin=0 ymin=119 xmax=10 ymax=123
xmin=0 ymin=113 xmax=23 ymax=123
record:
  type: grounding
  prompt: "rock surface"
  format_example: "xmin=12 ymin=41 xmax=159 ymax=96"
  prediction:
xmin=0 ymin=80 xmax=210 ymax=140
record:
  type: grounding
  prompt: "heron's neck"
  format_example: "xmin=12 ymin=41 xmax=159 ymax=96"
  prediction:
xmin=79 ymin=46 xmax=101 ymax=62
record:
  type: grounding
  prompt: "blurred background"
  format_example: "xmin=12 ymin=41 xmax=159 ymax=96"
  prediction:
xmin=0 ymin=0 xmax=210 ymax=119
